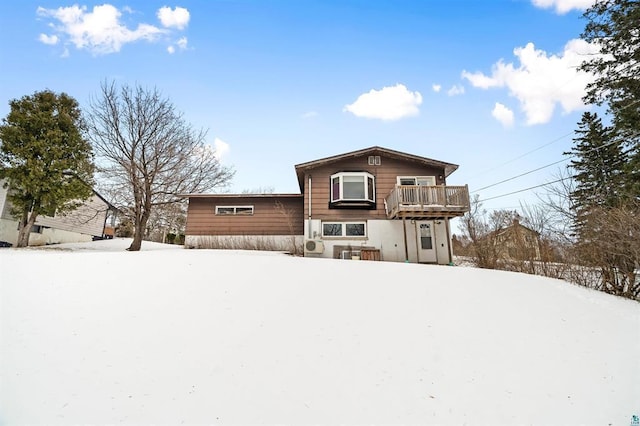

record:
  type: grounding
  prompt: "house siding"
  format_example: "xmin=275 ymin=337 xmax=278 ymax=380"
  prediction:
xmin=0 ymin=180 xmax=111 ymax=246
xmin=185 ymin=195 xmax=304 ymax=236
xmin=184 ymin=146 xmax=467 ymax=264
xmin=35 ymin=194 xmax=108 ymax=237
xmin=303 ymin=154 xmax=446 ymax=220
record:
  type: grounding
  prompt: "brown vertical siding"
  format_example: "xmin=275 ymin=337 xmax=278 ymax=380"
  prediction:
xmin=303 ymin=155 xmax=446 ymax=220
xmin=186 ymin=194 xmax=304 ymax=236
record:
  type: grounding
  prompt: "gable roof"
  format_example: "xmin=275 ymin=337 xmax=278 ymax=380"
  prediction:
xmin=497 ymin=220 xmax=540 ymax=237
xmin=294 ymin=146 xmax=459 ymax=191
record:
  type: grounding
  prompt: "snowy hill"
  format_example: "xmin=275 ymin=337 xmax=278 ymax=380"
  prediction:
xmin=1 ymin=239 xmax=638 ymax=425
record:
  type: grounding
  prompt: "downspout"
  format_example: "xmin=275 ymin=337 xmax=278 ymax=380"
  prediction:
xmin=308 ymin=175 xmax=312 ymax=239
xmin=445 ymin=218 xmax=453 ymax=265
xmin=414 ymin=220 xmax=420 ymax=263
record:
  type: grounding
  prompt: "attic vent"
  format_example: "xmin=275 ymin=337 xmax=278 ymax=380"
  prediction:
xmin=368 ymin=155 xmax=381 ymax=166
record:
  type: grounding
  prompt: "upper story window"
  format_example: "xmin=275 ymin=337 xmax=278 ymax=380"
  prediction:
xmin=397 ymin=176 xmax=436 ymax=186
xmin=330 ymin=172 xmax=375 ymax=207
xmin=215 ymin=205 xmax=254 ymax=215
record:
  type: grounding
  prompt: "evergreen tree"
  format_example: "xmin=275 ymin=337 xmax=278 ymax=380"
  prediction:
xmin=568 ymin=112 xmax=627 ymax=215
xmin=566 ymin=0 xmax=640 ymax=298
xmin=580 ymin=0 xmax=640 ymax=198
xmin=0 ymin=90 xmax=95 ymax=247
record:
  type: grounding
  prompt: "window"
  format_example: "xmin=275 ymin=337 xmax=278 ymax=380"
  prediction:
xmin=215 ymin=205 xmax=254 ymax=215
xmin=368 ymin=155 xmax=381 ymax=166
xmin=397 ymin=176 xmax=436 ymax=186
xmin=398 ymin=176 xmax=437 ymax=204
xmin=419 ymin=223 xmax=433 ymax=250
xmin=330 ymin=172 xmax=375 ymax=204
xmin=322 ymin=221 xmax=366 ymax=237
xmin=16 ymin=224 xmax=43 ymax=233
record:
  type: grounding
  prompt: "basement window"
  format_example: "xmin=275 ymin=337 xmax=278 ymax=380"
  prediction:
xmin=322 ymin=221 xmax=366 ymax=238
xmin=215 ymin=206 xmax=254 ymax=215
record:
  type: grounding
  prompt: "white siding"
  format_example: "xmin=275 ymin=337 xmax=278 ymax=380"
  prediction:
xmin=303 ymin=218 xmax=451 ymax=264
xmin=35 ymin=194 xmax=108 ymax=237
xmin=0 ymin=181 xmax=110 ymax=246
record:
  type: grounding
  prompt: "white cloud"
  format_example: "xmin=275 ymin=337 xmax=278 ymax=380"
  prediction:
xmin=447 ymin=85 xmax=465 ymax=96
xmin=157 ymin=6 xmax=190 ymax=29
xmin=38 ymin=33 xmax=59 ymax=45
xmin=343 ymin=84 xmax=422 ymax=121
xmin=531 ymin=0 xmax=595 ymax=14
xmin=213 ymin=138 xmax=230 ymax=161
xmin=36 ymin=4 xmax=190 ymax=56
xmin=492 ymin=102 xmax=515 ymax=127
xmin=302 ymin=111 xmax=318 ymax=119
xmin=36 ymin=4 xmax=165 ymax=55
xmin=432 ymin=84 xmax=441 ymax=93
xmin=167 ymin=37 xmax=188 ymax=54
xmin=462 ymin=39 xmax=600 ymax=125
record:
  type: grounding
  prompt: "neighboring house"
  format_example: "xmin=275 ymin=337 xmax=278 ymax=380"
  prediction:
xmin=184 ymin=146 xmax=470 ymax=264
xmin=0 ymin=179 xmax=117 ymax=247
xmin=494 ymin=219 xmax=542 ymax=261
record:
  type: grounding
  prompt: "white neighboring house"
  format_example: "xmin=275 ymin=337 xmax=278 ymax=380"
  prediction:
xmin=0 ymin=179 xmax=116 ymax=247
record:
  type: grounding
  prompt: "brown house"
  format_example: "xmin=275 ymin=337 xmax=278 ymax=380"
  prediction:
xmin=494 ymin=219 xmax=542 ymax=261
xmin=184 ymin=146 xmax=470 ymax=264
xmin=185 ymin=193 xmax=304 ymax=252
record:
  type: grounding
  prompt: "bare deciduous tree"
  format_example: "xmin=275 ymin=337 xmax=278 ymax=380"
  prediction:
xmin=274 ymin=200 xmax=301 ymax=255
xmin=87 ymin=81 xmax=234 ymax=251
xmin=459 ymin=196 xmax=510 ymax=269
xmin=575 ymin=203 xmax=640 ymax=298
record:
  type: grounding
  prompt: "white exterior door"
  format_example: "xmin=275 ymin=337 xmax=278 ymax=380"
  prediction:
xmin=434 ymin=220 xmax=450 ymax=264
xmin=416 ymin=221 xmax=436 ymax=263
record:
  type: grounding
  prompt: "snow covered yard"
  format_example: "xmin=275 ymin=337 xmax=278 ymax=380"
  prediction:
xmin=1 ymin=239 xmax=638 ymax=425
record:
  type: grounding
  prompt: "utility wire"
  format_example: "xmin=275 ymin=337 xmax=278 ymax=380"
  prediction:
xmin=467 ymin=132 xmax=573 ymax=180
xmin=476 ymin=129 xmax=640 ymax=202
xmin=469 ymin=98 xmax=640 ymax=183
xmin=479 ymin=176 xmax=574 ymax=202
xmin=471 ymin=157 xmax=569 ymax=193
xmin=471 ymin=135 xmax=628 ymax=193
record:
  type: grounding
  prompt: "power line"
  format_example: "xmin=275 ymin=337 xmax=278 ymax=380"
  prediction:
xmin=478 ymin=176 xmax=574 ymax=202
xmin=467 ymin=132 xmax=573 ymax=180
xmin=467 ymin=87 xmax=640 ymax=204
xmin=469 ymin=98 xmax=640 ymax=183
xmin=473 ymin=129 xmax=639 ymax=195
xmin=471 ymin=157 xmax=569 ymax=193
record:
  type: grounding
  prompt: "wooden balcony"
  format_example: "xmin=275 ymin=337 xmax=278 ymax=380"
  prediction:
xmin=384 ymin=185 xmax=470 ymax=219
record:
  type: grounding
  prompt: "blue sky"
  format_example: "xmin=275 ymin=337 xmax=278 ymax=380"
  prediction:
xmin=0 ymin=0 xmax=600 ymax=215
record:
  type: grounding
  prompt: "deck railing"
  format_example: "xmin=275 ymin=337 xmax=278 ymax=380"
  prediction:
xmin=384 ymin=185 xmax=470 ymax=218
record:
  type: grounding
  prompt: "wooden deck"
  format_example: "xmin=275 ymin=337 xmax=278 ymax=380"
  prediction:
xmin=384 ymin=185 xmax=470 ymax=219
